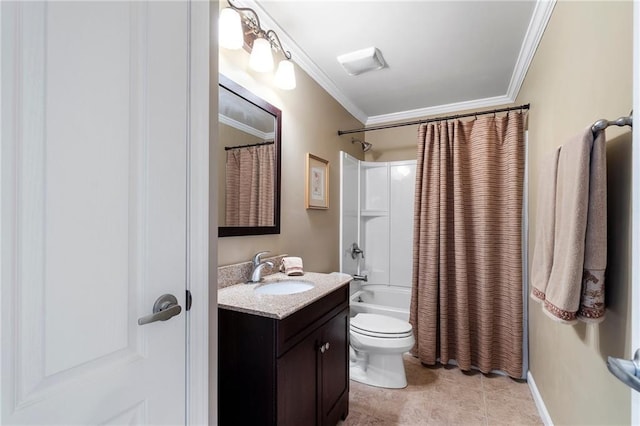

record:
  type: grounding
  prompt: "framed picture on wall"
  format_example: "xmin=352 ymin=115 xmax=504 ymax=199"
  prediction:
xmin=305 ymin=153 xmax=329 ymax=209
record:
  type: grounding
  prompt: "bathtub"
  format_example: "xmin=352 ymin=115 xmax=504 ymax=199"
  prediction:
xmin=350 ymin=284 xmax=411 ymax=321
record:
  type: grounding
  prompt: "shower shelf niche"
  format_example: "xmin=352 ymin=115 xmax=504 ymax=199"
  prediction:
xmin=360 ymin=211 xmax=388 ymax=217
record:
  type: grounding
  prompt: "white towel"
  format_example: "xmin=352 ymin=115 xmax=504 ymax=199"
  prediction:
xmin=281 ymin=256 xmax=304 ymax=276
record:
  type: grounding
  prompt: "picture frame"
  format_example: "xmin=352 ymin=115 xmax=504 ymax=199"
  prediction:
xmin=305 ymin=153 xmax=329 ymax=209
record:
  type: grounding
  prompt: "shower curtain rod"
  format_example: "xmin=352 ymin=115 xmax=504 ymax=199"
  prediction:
xmin=337 ymin=103 xmax=530 ymax=136
xmin=224 ymin=141 xmax=274 ymax=151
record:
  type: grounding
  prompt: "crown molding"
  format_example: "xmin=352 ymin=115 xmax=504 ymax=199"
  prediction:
xmin=506 ymin=0 xmax=556 ymax=100
xmin=366 ymin=95 xmax=514 ymax=126
xmin=231 ymin=0 xmax=555 ymax=127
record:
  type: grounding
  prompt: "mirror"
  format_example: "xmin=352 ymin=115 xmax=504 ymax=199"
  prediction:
xmin=218 ymin=75 xmax=282 ymax=237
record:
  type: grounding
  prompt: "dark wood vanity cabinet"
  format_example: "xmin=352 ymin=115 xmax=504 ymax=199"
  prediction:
xmin=218 ymin=285 xmax=350 ymax=426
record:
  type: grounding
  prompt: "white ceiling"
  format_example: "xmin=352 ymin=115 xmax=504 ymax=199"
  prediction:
xmin=235 ymin=0 xmax=555 ymax=126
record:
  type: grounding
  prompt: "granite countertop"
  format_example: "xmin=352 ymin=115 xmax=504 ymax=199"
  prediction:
xmin=217 ymin=272 xmax=352 ymax=319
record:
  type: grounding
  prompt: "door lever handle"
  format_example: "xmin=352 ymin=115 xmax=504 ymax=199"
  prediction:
xmin=138 ymin=294 xmax=182 ymax=326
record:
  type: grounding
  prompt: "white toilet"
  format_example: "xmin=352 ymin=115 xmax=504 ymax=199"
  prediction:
xmin=349 ymin=313 xmax=415 ymax=389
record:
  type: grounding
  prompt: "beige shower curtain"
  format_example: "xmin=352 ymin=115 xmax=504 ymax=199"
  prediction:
xmin=225 ymin=144 xmax=275 ymax=226
xmin=409 ymin=112 xmax=525 ymax=378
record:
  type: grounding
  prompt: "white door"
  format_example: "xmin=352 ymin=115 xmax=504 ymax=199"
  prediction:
xmin=1 ymin=2 xmax=193 ymax=424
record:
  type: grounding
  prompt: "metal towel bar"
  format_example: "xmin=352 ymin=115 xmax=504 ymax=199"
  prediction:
xmin=591 ymin=110 xmax=633 ymax=134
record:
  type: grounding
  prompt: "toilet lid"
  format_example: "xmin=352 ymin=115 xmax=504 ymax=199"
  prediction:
xmin=351 ymin=313 xmax=413 ymax=338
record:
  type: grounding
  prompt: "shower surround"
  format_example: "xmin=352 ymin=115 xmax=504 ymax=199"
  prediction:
xmin=340 ymin=152 xmax=416 ymax=310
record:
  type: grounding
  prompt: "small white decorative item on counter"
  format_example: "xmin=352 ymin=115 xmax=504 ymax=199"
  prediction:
xmin=281 ymin=256 xmax=304 ymax=276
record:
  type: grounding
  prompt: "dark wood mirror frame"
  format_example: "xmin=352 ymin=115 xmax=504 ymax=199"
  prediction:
xmin=218 ymin=75 xmax=282 ymax=237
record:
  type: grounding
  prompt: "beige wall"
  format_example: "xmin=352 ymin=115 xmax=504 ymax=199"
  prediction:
xmin=517 ymin=1 xmax=633 ymax=424
xmin=363 ymin=125 xmax=418 ymax=162
xmin=216 ymin=48 xmax=363 ymax=271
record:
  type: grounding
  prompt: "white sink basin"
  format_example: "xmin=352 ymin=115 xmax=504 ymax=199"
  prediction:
xmin=254 ymin=280 xmax=314 ymax=295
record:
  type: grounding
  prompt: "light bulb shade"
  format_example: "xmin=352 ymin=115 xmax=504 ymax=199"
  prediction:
xmin=274 ymin=60 xmax=296 ymax=90
xmin=219 ymin=8 xmax=243 ymax=50
xmin=249 ymin=38 xmax=274 ymax=73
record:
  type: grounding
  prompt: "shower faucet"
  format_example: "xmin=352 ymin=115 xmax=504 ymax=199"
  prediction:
xmin=350 ymin=243 xmax=364 ymax=260
xmin=350 ymin=243 xmax=367 ymax=281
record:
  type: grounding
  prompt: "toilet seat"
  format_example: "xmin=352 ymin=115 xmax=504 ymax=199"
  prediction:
xmin=350 ymin=313 xmax=413 ymax=339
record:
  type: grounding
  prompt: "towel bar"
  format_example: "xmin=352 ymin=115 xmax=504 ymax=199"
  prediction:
xmin=591 ymin=110 xmax=633 ymax=134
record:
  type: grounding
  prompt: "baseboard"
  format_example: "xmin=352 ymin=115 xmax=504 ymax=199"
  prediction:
xmin=527 ymin=371 xmax=554 ymax=426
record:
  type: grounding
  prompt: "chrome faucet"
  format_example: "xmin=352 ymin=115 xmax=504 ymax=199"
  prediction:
xmin=252 ymin=251 xmax=270 ymax=267
xmin=249 ymin=251 xmax=274 ymax=283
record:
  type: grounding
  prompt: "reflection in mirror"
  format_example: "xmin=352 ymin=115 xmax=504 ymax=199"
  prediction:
xmin=218 ymin=75 xmax=281 ymax=237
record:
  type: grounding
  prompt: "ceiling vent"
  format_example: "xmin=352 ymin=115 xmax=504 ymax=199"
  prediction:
xmin=337 ymin=47 xmax=386 ymax=76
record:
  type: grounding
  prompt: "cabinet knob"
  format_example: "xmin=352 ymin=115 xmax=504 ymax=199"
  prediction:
xmin=319 ymin=342 xmax=330 ymax=353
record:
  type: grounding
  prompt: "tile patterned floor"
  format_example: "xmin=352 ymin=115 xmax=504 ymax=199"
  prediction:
xmin=342 ymin=354 xmax=542 ymax=426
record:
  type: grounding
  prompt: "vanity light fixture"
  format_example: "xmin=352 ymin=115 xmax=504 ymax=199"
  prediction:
xmin=249 ymin=38 xmax=274 ymax=73
xmin=274 ymin=60 xmax=296 ymax=91
xmin=219 ymin=7 xmax=244 ymax=50
xmin=219 ymin=0 xmax=297 ymax=90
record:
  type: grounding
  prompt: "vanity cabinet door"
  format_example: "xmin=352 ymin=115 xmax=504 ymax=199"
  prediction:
xmin=320 ymin=308 xmax=350 ymax=425
xmin=277 ymin=307 xmax=350 ymax=426
xmin=277 ymin=329 xmax=319 ymax=425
